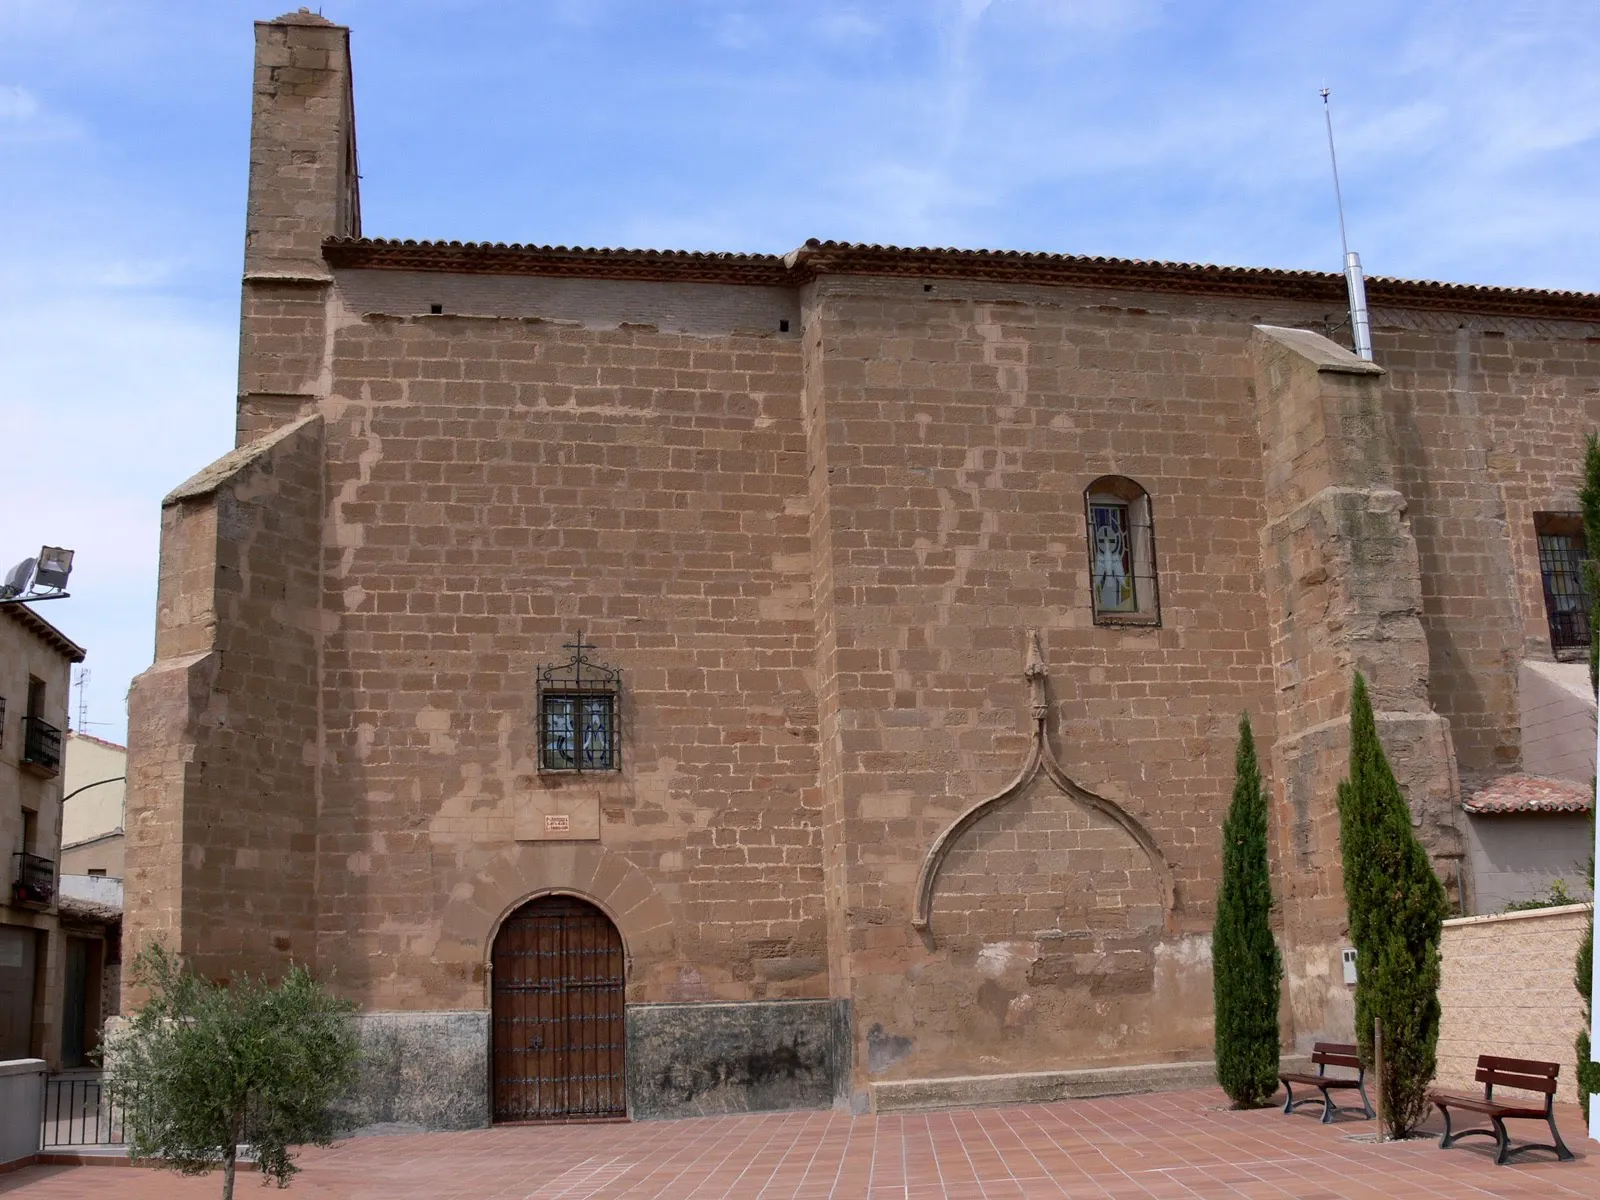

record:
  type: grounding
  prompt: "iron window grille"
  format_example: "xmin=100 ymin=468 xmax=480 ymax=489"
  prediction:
xmin=536 ymin=633 xmax=621 ymax=773
xmin=1535 ymin=513 xmax=1592 ymax=660
xmin=1084 ymin=476 xmax=1161 ymax=626
xmin=21 ymin=715 xmax=62 ymax=775
xmin=12 ymin=851 xmax=54 ymax=908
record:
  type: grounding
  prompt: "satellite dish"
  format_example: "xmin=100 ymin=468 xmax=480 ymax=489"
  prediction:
xmin=1 ymin=557 xmax=35 ymax=599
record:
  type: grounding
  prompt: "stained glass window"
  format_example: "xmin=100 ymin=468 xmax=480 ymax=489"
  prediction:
xmin=536 ymin=632 xmax=622 ymax=772
xmin=1084 ymin=477 xmax=1160 ymax=626
xmin=1090 ymin=502 xmax=1136 ymax=613
xmin=540 ymin=695 xmax=615 ymax=771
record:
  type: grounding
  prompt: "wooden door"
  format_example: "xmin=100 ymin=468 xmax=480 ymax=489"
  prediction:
xmin=491 ymin=895 xmax=626 ymax=1121
xmin=62 ymin=938 xmax=89 ymax=1067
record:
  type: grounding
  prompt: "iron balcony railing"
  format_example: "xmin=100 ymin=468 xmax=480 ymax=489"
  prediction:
xmin=41 ymin=1076 xmax=127 ymax=1149
xmin=21 ymin=714 xmax=63 ymax=775
xmin=11 ymin=852 xmax=54 ymax=907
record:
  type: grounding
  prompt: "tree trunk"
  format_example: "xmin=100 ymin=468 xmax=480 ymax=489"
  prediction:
xmin=221 ymin=1144 xmax=236 ymax=1200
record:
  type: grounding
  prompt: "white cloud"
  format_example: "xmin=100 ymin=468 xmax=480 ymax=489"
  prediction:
xmin=0 ymin=82 xmax=36 ymax=119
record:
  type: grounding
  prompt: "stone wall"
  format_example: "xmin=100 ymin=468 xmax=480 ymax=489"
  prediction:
xmin=627 ymin=999 xmax=849 ymax=1118
xmin=1381 ymin=317 xmax=1600 ymax=787
xmin=801 ymin=277 xmax=1298 ymax=1094
xmin=124 ymin=415 xmax=325 ymax=985
xmin=335 ymin=1011 xmax=489 ymax=1134
xmin=310 ymin=290 xmax=822 ymax=1011
xmin=1252 ymin=324 xmax=1466 ymax=1050
xmin=1436 ymin=903 xmax=1591 ymax=1103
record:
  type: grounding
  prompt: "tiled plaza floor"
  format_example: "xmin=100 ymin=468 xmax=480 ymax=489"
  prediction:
xmin=2 ymin=1087 xmax=1593 ymax=1199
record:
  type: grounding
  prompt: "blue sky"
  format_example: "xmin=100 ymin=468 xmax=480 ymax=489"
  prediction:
xmin=2 ymin=0 xmax=1596 ymax=741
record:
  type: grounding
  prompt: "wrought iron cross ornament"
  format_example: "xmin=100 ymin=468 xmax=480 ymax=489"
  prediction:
xmin=536 ymin=631 xmax=621 ymax=772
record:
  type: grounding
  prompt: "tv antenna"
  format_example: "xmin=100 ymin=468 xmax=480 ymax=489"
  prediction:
xmin=74 ymin=666 xmax=90 ymax=732
xmin=1320 ymin=88 xmax=1373 ymax=360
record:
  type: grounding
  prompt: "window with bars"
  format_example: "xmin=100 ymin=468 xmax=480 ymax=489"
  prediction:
xmin=1085 ymin=476 xmax=1160 ymax=626
xmin=540 ymin=694 xmax=616 ymax=771
xmin=536 ymin=634 xmax=621 ymax=773
xmin=1534 ymin=512 xmax=1592 ymax=659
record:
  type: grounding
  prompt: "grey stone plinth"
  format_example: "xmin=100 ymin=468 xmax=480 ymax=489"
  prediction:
xmin=335 ymin=1011 xmax=488 ymax=1134
xmin=0 ymin=1059 xmax=46 ymax=1169
xmin=627 ymin=999 xmax=850 ymax=1119
xmin=870 ymin=1058 xmax=1220 ymax=1113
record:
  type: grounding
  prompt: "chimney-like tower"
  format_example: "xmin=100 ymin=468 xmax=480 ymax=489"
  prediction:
xmin=237 ymin=9 xmax=358 ymax=443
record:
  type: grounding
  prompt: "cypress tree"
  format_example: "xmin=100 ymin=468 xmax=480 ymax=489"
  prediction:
xmin=1336 ymin=673 xmax=1449 ymax=1138
xmin=1581 ymin=432 xmax=1600 ymax=695
xmin=1212 ymin=712 xmax=1283 ymax=1108
xmin=1575 ymin=432 xmax=1600 ymax=1118
xmin=1578 ymin=839 xmax=1596 ymax=1122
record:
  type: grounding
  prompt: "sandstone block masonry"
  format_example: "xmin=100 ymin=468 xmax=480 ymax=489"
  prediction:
xmin=1436 ymin=904 xmax=1593 ymax=1104
xmin=122 ymin=11 xmax=1600 ymax=1125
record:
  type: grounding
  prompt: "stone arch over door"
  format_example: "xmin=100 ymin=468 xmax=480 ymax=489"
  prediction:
xmin=439 ymin=843 xmax=677 ymax=1002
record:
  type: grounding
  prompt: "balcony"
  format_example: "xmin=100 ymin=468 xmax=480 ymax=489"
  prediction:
xmin=11 ymin=852 xmax=55 ymax=908
xmin=21 ymin=714 xmax=62 ymax=776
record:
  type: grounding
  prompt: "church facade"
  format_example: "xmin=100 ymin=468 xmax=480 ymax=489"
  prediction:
xmin=124 ymin=11 xmax=1600 ymax=1127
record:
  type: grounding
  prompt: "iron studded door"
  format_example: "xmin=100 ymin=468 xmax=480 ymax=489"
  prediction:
xmin=492 ymin=895 xmax=626 ymax=1121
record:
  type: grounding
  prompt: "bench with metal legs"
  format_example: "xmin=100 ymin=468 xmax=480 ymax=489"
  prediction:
xmin=1428 ymin=1055 xmax=1573 ymax=1166
xmin=1278 ymin=1042 xmax=1374 ymax=1124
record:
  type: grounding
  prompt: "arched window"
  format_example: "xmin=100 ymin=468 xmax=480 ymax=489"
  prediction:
xmin=1084 ymin=476 xmax=1160 ymax=626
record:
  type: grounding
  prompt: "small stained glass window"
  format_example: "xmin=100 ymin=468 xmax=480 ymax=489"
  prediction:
xmin=1084 ymin=477 xmax=1160 ymax=626
xmin=536 ymin=633 xmax=622 ymax=773
xmin=1089 ymin=502 xmax=1136 ymax=613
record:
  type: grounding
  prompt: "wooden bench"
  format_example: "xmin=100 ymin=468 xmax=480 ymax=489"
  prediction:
xmin=1428 ymin=1055 xmax=1574 ymax=1165
xmin=1279 ymin=1042 xmax=1373 ymax=1123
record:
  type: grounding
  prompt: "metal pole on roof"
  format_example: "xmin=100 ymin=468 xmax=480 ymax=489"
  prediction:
xmin=1321 ymin=89 xmax=1373 ymax=361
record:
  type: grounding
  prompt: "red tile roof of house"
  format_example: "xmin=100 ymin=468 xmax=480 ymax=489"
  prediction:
xmin=68 ymin=731 xmax=127 ymax=753
xmin=1463 ymin=774 xmax=1594 ymax=815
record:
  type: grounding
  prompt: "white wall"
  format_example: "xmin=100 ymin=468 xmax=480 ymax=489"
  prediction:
xmin=1520 ymin=660 xmax=1596 ymax=784
xmin=1464 ymin=812 xmax=1594 ymax=913
xmin=60 ymin=734 xmax=125 ymax=848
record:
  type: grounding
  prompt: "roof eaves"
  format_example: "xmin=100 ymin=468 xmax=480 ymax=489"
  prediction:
xmin=325 ymin=236 xmax=1600 ymax=322
xmin=1 ymin=603 xmax=86 ymax=663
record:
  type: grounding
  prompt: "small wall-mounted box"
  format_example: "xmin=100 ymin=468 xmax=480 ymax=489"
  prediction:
xmin=1342 ymin=948 xmax=1358 ymax=985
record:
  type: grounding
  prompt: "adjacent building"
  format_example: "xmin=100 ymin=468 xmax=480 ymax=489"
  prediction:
xmin=60 ymin=733 xmax=127 ymax=881
xmin=55 ymin=733 xmax=127 ymax=1068
xmin=124 ymin=11 xmax=1600 ymax=1127
xmin=1 ymin=603 xmax=85 ymax=1066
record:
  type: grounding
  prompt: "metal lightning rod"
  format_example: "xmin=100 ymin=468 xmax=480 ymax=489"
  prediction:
xmin=1320 ymin=88 xmax=1373 ymax=360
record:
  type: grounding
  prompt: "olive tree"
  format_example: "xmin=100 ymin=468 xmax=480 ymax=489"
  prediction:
xmin=105 ymin=944 xmax=359 ymax=1200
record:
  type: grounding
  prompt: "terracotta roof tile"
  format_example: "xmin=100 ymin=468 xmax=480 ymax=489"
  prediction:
xmin=1463 ymin=774 xmax=1594 ymax=815
xmin=322 ymin=236 xmax=1600 ymax=321
xmin=68 ymin=731 xmax=126 ymax=753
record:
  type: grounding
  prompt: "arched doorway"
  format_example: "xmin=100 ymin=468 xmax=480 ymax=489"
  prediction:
xmin=491 ymin=894 xmax=626 ymax=1121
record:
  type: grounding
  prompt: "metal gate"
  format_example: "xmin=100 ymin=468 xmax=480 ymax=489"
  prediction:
xmin=491 ymin=894 xmax=626 ymax=1121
